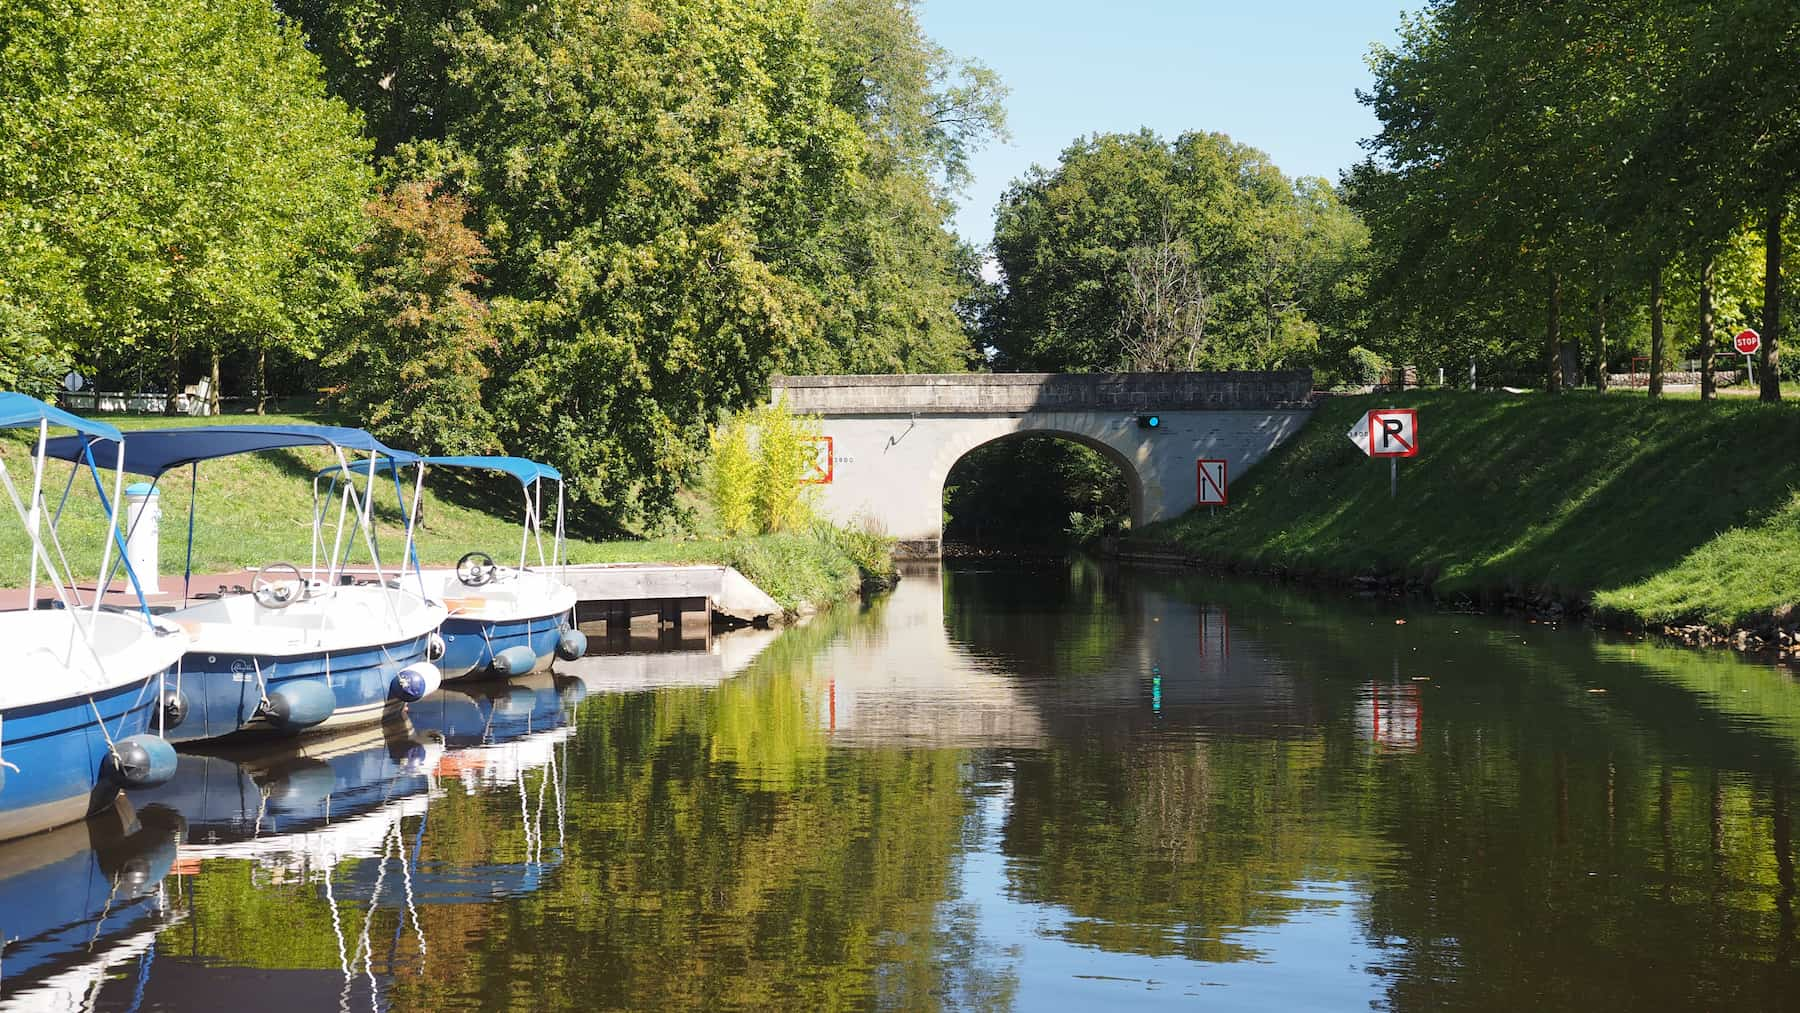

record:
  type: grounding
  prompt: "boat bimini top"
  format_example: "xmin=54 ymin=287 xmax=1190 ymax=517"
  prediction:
xmin=323 ymin=454 xmax=568 ymax=586
xmin=43 ymin=424 xmax=424 ymax=606
xmin=0 ymin=394 xmax=182 ymax=699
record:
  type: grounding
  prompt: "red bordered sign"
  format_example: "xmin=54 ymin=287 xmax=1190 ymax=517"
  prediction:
xmin=1196 ymin=459 xmax=1228 ymax=506
xmin=1348 ymin=408 xmax=1418 ymax=458
xmin=801 ymin=436 xmax=834 ymax=484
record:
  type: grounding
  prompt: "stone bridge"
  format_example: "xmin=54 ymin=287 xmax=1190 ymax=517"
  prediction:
xmin=771 ymin=371 xmax=1314 ymax=556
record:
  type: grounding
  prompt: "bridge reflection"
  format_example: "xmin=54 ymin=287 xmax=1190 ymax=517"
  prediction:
xmin=809 ymin=562 xmax=1326 ymax=749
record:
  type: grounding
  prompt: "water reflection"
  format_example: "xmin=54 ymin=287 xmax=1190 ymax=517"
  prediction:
xmin=0 ymin=797 xmax=180 ymax=1009
xmin=11 ymin=562 xmax=1800 ymax=1008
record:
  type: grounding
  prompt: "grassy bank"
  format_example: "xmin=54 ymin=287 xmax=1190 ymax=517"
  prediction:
xmin=1137 ymin=390 xmax=1800 ymax=630
xmin=0 ymin=412 xmax=889 ymax=615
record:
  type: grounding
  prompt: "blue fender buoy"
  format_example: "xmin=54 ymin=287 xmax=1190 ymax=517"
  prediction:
xmin=105 ymin=734 xmax=178 ymax=788
xmin=556 ymin=629 xmax=588 ymax=661
xmin=160 ymin=688 xmax=189 ymax=729
xmin=263 ymin=680 xmax=336 ymax=731
xmin=491 ymin=644 xmax=538 ymax=678
xmin=393 ymin=662 xmax=442 ymax=702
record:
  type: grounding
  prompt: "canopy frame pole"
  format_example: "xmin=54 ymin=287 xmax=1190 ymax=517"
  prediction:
xmin=553 ymin=481 xmax=566 ymax=581
xmin=531 ymin=476 xmax=547 ymax=569
xmin=326 ymin=450 xmax=353 ymax=587
xmin=182 ymin=465 xmax=197 ymax=608
xmin=80 ymin=442 xmax=151 ymax=622
xmin=25 ymin=419 xmax=48 ymax=609
xmin=48 ymin=456 xmax=83 ymax=605
xmin=400 ymin=462 xmax=428 ymax=601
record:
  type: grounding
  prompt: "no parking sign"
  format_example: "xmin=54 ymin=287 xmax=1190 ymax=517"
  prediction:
xmin=1346 ymin=409 xmax=1418 ymax=458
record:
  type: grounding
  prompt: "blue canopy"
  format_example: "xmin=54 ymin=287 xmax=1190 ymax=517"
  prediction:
xmin=0 ymin=393 xmax=122 ymax=442
xmin=42 ymin=424 xmax=416 ymax=477
xmin=319 ymin=455 xmax=561 ymax=486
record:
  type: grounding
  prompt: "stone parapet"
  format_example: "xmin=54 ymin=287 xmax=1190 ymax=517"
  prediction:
xmin=772 ymin=371 xmax=1313 ymax=415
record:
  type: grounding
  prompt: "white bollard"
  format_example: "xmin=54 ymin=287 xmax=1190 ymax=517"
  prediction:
xmin=124 ymin=483 xmax=162 ymax=594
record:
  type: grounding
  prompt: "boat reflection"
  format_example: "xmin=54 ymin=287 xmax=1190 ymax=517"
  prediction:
xmin=0 ymin=796 xmax=183 ymax=1009
xmin=67 ymin=683 xmax=577 ymax=1009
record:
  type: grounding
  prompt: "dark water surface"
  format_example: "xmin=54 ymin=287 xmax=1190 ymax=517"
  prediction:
xmin=10 ymin=561 xmax=1800 ymax=1010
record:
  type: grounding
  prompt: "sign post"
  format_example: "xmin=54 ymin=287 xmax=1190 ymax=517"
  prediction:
xmin=1347 ymin=408 xmax=1419 ymax=497
xmin=1735 ymin=328 xmax=1761 ymax=384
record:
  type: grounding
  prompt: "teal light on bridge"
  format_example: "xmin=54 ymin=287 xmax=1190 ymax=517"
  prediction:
xmin=1136 ymin=415 xmax=1162 ymax=430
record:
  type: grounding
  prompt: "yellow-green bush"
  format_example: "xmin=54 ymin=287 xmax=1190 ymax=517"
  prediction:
xmin=706 ymin=415 xmax=757 ymax=536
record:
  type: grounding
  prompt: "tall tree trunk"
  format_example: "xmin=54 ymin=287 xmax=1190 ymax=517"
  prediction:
xmin=1699 ymin=255 xmax=1717 ymax=401
xmin=1592 ymin=291 xmax=1609 ymax=392
xmin=164 ymin=327 xmax=182 ymax=416
xmin=1764 ymin=197 xmax=1784 ymax=402
xmin=208 ymin=349 xmax=222 ymax=416
xmin=1546 ymin=271 xmax=1563 ymax=395
xmin=256 ymin=343 xmax=268 ymax=415
xmin=1649 ymin=261 xmax=1665 ymax=399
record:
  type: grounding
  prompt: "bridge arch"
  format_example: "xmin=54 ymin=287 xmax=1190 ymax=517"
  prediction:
xmin=772 ymin=372 xmax=1314 ymax=556
xmin=931 ymin=419 xmax=1148 ymax=533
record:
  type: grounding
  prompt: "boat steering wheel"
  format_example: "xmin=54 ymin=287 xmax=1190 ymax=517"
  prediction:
xmin=456 ymin=551 xmax=497 ymax=587
xmin=252 ymin=562 xmax=305 ymax=610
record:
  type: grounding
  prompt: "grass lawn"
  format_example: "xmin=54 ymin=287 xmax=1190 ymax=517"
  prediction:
xmin=0 ymin=411 xmax=876 ymax=612
xmin=1139 ymin=389 xmax=1800 ymax=629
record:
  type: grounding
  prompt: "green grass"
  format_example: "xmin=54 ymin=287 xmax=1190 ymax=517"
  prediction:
xmin=1138 ymin=390 xmax=1800 ymax=629
xmin=0 ymin=412 xmax=883 ymax=614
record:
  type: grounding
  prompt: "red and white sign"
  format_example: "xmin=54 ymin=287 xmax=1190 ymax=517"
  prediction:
xmin=801 ymin=436 xmax=834 ymax=484
xmin=1735 ymin=328 xmax=1762 ymax=356
xmin=1346 ymin=408 xmax=1418 ymax=459
xmin=1196 ymin=459 xmax=1228 ymax=506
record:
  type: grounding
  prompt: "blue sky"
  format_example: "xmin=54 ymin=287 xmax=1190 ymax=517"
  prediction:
xmin=916 ymin=1 xmax=1411 ymax=248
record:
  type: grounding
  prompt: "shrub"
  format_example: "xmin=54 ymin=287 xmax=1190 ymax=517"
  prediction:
xmin=706 ymin=415 xmax=757 ymax=536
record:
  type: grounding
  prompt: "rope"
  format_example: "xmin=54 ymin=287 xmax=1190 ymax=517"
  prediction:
xmin=252 ymin=657 xmax=271 ymax=712
xmin=0 ymin=716 xmax=17 ymax=775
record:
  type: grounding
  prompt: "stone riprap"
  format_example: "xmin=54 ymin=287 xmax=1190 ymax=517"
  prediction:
xmin=771 ymin=371 xmax=1315 ymax=556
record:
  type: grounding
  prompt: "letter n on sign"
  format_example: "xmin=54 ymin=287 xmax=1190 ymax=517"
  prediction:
xmin=1197 ymin=459 xmax=1227 ymax=506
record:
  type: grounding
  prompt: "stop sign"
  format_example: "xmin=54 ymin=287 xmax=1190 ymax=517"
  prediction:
xmin=1735 ymin=328 xmax=1762 ymax=355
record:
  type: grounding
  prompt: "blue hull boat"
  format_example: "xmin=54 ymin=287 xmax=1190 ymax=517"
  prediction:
xmin=439 ymin=610 xmax=568 ymax=681
xmin=0 ymin=667 xmax=168 ymax=835
xmin=355 ymin=454 xmax=584 ymax=680
xmin=45 ymin=424 xmax=451 ymax=744
xmin=1 ymin=394 xmax=185 ymax=840
xmin=162 ymin=624 xmax=437 ymax=745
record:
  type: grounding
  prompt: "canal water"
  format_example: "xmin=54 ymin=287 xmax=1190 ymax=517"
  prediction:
xmin=9 ymin=560 xmax=1800 ymax=1010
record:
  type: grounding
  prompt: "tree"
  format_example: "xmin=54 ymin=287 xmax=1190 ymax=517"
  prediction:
xmin=289 ymin=0 xmax=1007 ymax=529
xmin=326 ymin=182 xmax=498 ymax=454
xmin=0 ymin=0 xmax=372 ymax=404
xmin=1116 ymin=216 xmax=1215 ymax=372
xmin=988 ymin=130 xmax=1364 ymax=374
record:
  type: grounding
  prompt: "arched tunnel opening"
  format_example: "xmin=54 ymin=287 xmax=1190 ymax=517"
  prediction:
xmin=941 ymin=434 xmax=1137 ymax=554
